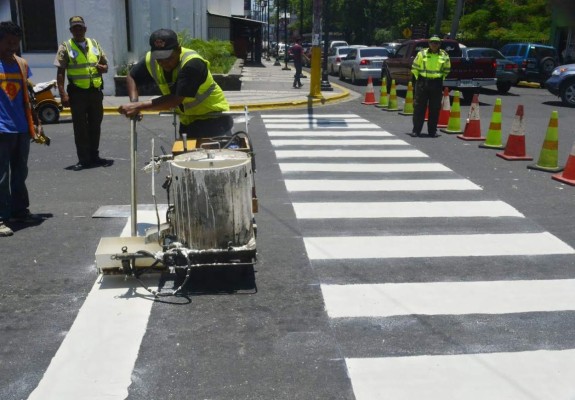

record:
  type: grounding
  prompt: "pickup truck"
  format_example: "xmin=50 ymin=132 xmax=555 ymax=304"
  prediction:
xmin=380 ymin=39 xmax=497 ymax=102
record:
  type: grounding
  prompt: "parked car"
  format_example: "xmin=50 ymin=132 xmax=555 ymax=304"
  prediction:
xmin=462 ymin=47 xmax=518 ymax=94
xmin=380 ymin=42 xmax=402 ymax=55
xmin=545 ymin=64 xmax=575 ymax=107
xmin=339 ymin=47 xmax=391 ymax=84
xmin=329 ymin=40 xmax=348 ymax=49
xmin=327 ymin=45 xmax=367 ymax=76
xmin=500 ymin=43 xmax=560 ymax=84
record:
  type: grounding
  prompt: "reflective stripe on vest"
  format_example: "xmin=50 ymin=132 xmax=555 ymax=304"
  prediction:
xmin=420 ymin=49 xmax=450 ymax=79
xmin=64 ymin=38 xmax=103 ymax=89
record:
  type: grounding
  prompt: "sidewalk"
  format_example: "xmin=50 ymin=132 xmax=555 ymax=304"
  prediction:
xmin=99 ymin=58 xmax=351 ymax=114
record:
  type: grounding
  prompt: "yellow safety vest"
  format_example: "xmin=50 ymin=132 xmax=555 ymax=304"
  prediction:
xmin=411 ymin=48 xmax=451 ymax=80
xmin=145 ymin=48 xmax=228 ymax=125
xmin=64 ymin=38 xmax=103 ymax=89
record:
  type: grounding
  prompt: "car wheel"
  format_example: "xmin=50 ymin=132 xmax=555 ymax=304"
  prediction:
xmin=560 ymin=79 xmax=575 ymax=108
xmin=339 ymin=68 xmax=345 ymax=81
xmin=540 ymin=57 xmax=557 ymax=77
xmin=496 ymin=81 xmax=512 ymax=94
xmin=37 ymin=103 xmax=60 ymax=124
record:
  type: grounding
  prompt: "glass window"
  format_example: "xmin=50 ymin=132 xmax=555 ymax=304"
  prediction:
xmin=18 ymin=0 xmax=57 ymax=52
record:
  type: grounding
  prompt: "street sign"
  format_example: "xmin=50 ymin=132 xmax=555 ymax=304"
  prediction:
xmin=402 ymin=28 xmax=412 ymax=38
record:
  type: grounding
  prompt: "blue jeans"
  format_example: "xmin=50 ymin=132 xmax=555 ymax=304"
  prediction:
xmin=0 ymin=132 xmax=30 ymax=220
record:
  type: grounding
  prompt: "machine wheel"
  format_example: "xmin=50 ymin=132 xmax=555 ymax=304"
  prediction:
xmin=496 ymin=81 xmax=512 ymax=94
xmin=37 ymin=103 xmax=60 ymax=124
xmin=560 ymin=79 xmax=575 ymax=108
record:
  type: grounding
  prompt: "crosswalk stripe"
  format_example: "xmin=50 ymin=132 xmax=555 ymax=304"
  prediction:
xmin=268 ymin=131 xmax=393 ymax=137
xmin=321 ymin=279 xmax=575 ymax=317
xmin=271 ymin=139 xmax=408 ymax=146
xmin=279 ymin=163 xmax=451 ymax=173
xmin=262 ymin=114 xmax=364 ymax=119
xmin=285 ymin=179 xmax=481 ymax=192
xmin=304 ymin=232 xmax=575 ymax=259
xmin=264 ymin=123 xmax=381 ymax=129
xmin=346 ymin=350 xmax=575 ymax=400
xmin=292 ymin=201 xmax=524 ymax=219
xmin=276 ymin=149 xmax=428 ymax=158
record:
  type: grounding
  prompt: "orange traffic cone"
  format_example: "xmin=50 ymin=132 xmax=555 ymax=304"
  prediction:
xmin=457 ymin=94 xmax=485 ymax=141
xmin=424 ymin=106 xmax=429 ymax=121
xmin=479 ymin=98 xmax=505 ymax=149
xmin=496 ymin=105 xmax=533 ymax=161
xmin=437 ymin=88 xmax=451 ymax=128
xmin=385 ymin=79 xmax=400 ymax=111
xmin=528 ymin=110 xmax=563 ymax=172
xmin=552 ymin=140 xmax=575 ymax=185
xmin=398 ymin=81 xmax=414 ymax=115
xmin=362 ymin=76 xmax=377 ymax=105
xmin=440 ymin=91 xmax=463 ymax=134
xmin=375 ymin=77 xmax=389 ymax=108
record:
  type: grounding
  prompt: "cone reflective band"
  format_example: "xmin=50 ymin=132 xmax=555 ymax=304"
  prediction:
xmin=398 ymin=81 xmax=414 ymax=115
xmin=437 ymin=88 xmax=451 ymax=128
xmin=496 ymin=104 xmax=533 ymax=161
xmin=385 ymin=79 xmax=399 ymax=111
xmin=458 ymin=94 xmax=485 ymax=141
xmin=479 ymin=98 xmax=505 ymax=149
xmin=362 ymin=76 xmax=377 ymax=105
xmin=440 ymin=91 xmax=463 ymax=134
xmin=552 ymin=141 xmax=575 ymax=186
xmin=375 ymin=77 xmax=389 ymax=108
xmin=528 ymin=110 xmax=563 ymax=172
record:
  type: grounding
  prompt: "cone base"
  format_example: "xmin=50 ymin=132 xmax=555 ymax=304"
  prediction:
xmin=479 ymin=143 xmax=505 ymax=149
xmin=437 ymin=124 xmax=448 ymax=128
xmin=362 ymin=101 xmax=377 ymax=105
xmin=457 ymin=135 xmax=486 ymax=141
xmin=398 ymin=111 xmax=414 ymax=115
xmin=440 ymin=128 xmax=463 ymax=134
xmin=552 ymin=173 xmax=575 ymax=186
xmin=527 ymin=164 xmax=564 ymax=173
xmin=385 ymin=108 xmax=400 ymax=112
xmin=496 ymin=153 xmax=533 ymax=161
xmin=374 ymin=105 xmax=389 ymax=109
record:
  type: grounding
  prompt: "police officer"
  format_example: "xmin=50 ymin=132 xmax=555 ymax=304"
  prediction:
xmin=411 ymin=35 xmax=450 ymax=138
xmin=55 ymin=16 xmax=110 ymax=170
xmin=118 ymin=29 xmax=232 ymax=138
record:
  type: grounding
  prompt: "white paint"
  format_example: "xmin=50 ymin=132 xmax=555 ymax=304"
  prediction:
xmin=285 ymin=179 xmax=481 ymax=192
xmin=271 ymin=139 xmax=409 ymax=146
xmin=346 ymin=350 xmax=575 ymax=400
xmin=279 ymin=163 xmax=451 ymax=173
xmin=268 ymin=130 xmax=393 ymax=137
xmin=28 ymin=211 xmax=162 ymax=400
xmin=265 ymin=123 xmax=381 ymax=129
xmin=263 ymin=114 xmax=364 ymax=119
xmin=292 ymin=201 xmax=524 ymax=219
xmin=276 ymin=150 xmax=428 ymax=158
xmin=262 ymin=118 xmax=365 ymax=123
xmin=304 ymin=232 xmax=575 ymax=259
xmin=322 ymin=279 xmax=575 ymax=317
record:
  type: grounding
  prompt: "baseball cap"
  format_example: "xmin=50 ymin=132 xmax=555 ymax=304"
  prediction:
xmin=149 ymin=29 xmax=179 ymax=59
xmin=69 ymin=16 xmax=85 ymax=28
xmin=429 ymin=35 xmax=441 ymax=42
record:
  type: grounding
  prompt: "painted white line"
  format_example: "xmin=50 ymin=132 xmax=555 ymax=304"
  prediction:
xmin=276 ymin=149 xmax=428 ymax=158
xmin=322 ymin=279 xmax=575 ymax=318
xmin=265 ymin=123 xmax=381 ymax=129
xmin=262 ymin=117 xmax=365 ymax=123
xmin=346 ymin=350 xmax=575 ymax=400
xmin=285 ymin=179 xmax=481 ymax=192
xmin=304 ymin=232 xmax=575 ymax=260
xmin=28 ymin=211 xmax=161 ymax=400
xmin=293 ymin=201 xmax=524 ymax=219
xmin=263 ymin=114 xmax=364 ymax=119
xmin=268 ymin=131 xmax=393 ymax=137
xmin=271 ymin=139 xmax=408 ymax=146
xmin=279 ymin=163 xmax=451 ymax=173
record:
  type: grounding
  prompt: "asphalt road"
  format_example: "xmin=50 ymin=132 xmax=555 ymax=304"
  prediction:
xmin=2 ymin=83 xmax=575 ymax=400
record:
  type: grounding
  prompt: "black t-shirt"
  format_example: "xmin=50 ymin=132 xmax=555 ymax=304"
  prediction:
xmin=129 ymin=55 xmax=209 ymax=97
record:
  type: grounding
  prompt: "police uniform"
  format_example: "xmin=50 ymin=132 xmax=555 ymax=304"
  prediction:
xmin=411 ymin=36 xmax=451 ymax=137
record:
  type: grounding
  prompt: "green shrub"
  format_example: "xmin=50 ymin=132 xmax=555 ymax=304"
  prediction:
xmin=178 ymin=31 xmax=236 ymax=74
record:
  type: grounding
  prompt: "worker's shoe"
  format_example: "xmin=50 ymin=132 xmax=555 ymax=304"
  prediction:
xmin=428 ymin=132 xmax=438 ymax=138
xmin=411 ymin=132 xmax=421 ymax=137
xmin=0 ymin=221 xmax=14 ymax=236
xmin=93 ymin=157 xmax=114 ymax=167
xmin=10 ymin=211 xmax=43 ymax=224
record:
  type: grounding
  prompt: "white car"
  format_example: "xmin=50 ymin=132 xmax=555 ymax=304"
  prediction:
xmin=338 ymin=47 xmax=391 ymax=84
xmin=327 ymin=45 xmax=367 ymax=76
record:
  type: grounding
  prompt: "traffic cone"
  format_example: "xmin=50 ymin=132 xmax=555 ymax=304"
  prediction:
xmin=457 ymin=94 xmax=485 ymax=141
xmin=496 ymin=105 xmax=533 ymax=161
xmin=361 ymin=76 xmax=377 ymax=105
xmin=424 ymin=106 xmax=429 ymax=121
xmin=528 ymin=110 xmax=563 ymax=172
xmin=440 ymin=91 xmax=463 ymax=134
xmin=398 ymin=81 xmax=414 ymax=115
xmin=375 ymin=77 xmax=389 ymax=108
xmin=552 ymin=140 xmax=575 ymax=185
xmin=437 ymin=88 xmax=451 ymax=128
xmin=479 ymin=98 xmax=505 ymax=149
xmin=385 ymin=79 xmax=399 ymax=111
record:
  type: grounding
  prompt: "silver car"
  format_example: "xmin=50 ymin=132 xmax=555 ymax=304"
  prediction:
xmin=339 ymin=47 xmax=391 ymax=84
xmin=327 ymin=45 xmax=367 ymax=76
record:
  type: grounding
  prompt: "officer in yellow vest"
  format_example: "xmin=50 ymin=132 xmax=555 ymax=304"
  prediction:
xmin=411 ymin=35 xmax=450 ymax=138
xmin=118 ymin=29 xmax=232 ymax=138
xmin=54 ymin=16 xmax=111 ymax=171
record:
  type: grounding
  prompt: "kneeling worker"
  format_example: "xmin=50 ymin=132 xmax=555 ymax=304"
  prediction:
xmin=118 ymin=29 xmax=232 ymax=137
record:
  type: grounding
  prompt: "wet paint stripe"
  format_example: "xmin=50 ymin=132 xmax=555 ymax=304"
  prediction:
xmin=279 ymin=163 xmax=451 ymax=173
xmin=268 ymin=130 xmax=393 ymax=137
xmin=276 ymin=149 xmax=428 ymax=158
xmin=270 ymin=139 xmax=408 ymax=146
xmin=285 ymin=179 xmax=481 ymax=192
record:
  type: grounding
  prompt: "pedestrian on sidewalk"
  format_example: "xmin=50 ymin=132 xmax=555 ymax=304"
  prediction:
xmin=0 ymin=21 xmax=42 ymax=237
xmin=54 ymin=16 xmax=111 ymax=171
xmin=291 ymin=38 xmax=305 ymax=89
xmin=411 ymin=35 xmax=450 ymax=138
xmin=118 ymin=29 xmax=232 ymax=138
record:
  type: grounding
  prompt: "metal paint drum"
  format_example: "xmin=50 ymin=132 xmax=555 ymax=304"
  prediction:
xmin=170 ymin=149 xmax=254 ymax=250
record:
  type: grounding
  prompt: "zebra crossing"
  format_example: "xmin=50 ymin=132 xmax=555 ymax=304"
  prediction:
xmin=262 ymin=112 xmax=575 ymax=399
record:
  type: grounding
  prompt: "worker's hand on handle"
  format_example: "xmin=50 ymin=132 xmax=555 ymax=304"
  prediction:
xmin=118 ymin=102 xmax=142 ymax=121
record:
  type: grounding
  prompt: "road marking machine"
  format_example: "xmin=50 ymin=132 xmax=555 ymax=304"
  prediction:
xmin=95 ymin=108 xmax=257 ymax=296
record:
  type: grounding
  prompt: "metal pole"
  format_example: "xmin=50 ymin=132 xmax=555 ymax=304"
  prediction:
xmin=309 ymin=0 xmax=322 ymax=97
xmin=274 ymin=1 xmax=281 ymax=66
xmin=320 ymin=0 xmax=332 ymax=91
xmin=266 ymin=2 xmax=271 ymax=60
xmin=282 ymin=0 xmax=291 ymax=70
xmin=449 ymin=0 xmax=465 ymax=39
xmin=434 ymin=0 xmax=445 ymax=36
xmin=130 ymin=118 xmax=138 ymax=237
xmin=300 ymin=0 xmax=304 ymax=37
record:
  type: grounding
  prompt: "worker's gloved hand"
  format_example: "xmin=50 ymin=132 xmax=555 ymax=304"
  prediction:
xmin=31 ymin=126 xmax=51 ymax=146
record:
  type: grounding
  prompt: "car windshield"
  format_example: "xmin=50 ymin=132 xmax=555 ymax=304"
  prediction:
xmin=359 ymin=48 xmax=390 ymax=57
xmin=338 ymin=48 xmax=353 ymax=55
